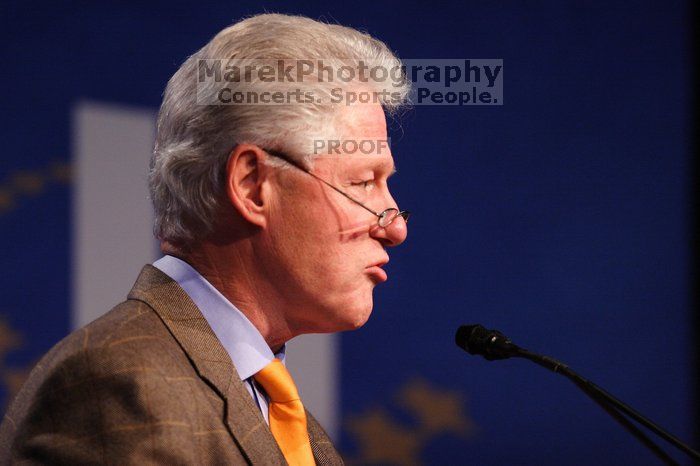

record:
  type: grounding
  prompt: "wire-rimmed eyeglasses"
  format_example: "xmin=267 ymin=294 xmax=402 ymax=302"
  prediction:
xmin=263 ymin=148 xmax=410 ymax=228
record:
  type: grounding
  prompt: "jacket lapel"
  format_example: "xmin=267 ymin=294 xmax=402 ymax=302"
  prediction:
xmin=306 ymin=411 xmax=344 ymax=466
xmin=127 ymin=265 xmax=285 ymax=465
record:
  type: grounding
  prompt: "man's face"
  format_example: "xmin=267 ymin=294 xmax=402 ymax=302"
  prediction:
xmin=264 ymin=103 xmax=408 ymax=334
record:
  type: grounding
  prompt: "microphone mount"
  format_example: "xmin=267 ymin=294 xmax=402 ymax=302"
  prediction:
xmin=455 ymin=324 xmax=700 ymax=465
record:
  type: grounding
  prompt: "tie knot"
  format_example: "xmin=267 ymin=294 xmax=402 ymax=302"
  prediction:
xmin=253 ymin=358 xmax=300 ymax=403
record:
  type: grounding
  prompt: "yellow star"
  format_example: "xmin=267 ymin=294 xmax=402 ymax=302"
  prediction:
xmin=346 ymin=408 xmax=422 ymax=466
xmin=396 ymin=378 xmax=476 ymax=438
xmin=0 ymin=317 xmax=23 ymax=357
xmin=0 ymin=189 xmax=14 ymax=213
xmin=50 ymin=161 xmax=72 ymax=183
xmin=12 ymin=171 xmax=45 ymax=196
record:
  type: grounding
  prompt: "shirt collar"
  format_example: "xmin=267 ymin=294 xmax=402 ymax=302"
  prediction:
xmin=152 ymin=255 xmax=285 ymax=380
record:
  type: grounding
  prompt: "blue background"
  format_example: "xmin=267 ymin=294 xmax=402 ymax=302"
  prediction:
xmin=0 ymin=1 xmax=694 ymax=464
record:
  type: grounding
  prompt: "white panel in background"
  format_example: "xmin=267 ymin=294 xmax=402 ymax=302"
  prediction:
xmin=72 ymin=100 xmax=339 ymax=439
xmin=286 ymin=333 xmax=339 ymax=440
xmin=72 ymin=101 xmax=156 ymax=328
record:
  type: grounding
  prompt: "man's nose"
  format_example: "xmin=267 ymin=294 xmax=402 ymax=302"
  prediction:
xmin=370 ymin=213 xmax=408 ymax=246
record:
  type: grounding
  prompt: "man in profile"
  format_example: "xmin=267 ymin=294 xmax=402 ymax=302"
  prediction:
xmin=0 ymin=13 xmax=409 ymax=464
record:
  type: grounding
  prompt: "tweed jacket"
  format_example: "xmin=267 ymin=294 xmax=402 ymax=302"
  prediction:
xmin=0 ymin=265 xmax=343 ymax=465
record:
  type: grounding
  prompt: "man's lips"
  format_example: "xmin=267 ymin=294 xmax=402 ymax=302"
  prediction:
xmin=365 ymin=258 xmax=389 ymax=283
xmin=365 ymin=265 xmax=388 ymax=283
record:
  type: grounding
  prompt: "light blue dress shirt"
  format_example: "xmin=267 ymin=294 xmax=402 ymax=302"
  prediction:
xmin=153 ymin=255 xmax=285 ymax=424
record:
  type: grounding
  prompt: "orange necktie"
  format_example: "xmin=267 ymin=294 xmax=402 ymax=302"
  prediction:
xmin=254 ymin=358 xmax=315 ymax=465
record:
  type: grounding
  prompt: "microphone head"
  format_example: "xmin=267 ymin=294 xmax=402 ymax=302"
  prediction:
xmin=455 ymin=324 xmax=518 ymax=360
xmin=455 ymin=324 xmax=483 ymax=353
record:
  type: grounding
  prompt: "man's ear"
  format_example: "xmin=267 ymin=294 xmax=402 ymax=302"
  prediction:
xmin=225 ymin=144 xmax=271 ymax=228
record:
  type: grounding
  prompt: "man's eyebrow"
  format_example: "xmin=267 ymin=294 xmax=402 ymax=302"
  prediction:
xmin=352 ymin=157 xmax=396 ymax=177
xmin=369 ymin=158 xmax=396 ymax=177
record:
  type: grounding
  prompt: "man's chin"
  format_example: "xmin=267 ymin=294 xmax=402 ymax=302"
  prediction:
xmin=336 ymin=300 xmax=374 ymax=331
xmin=307 ymin=302 xmax=374 ymax=333
xmin=341 ymin=310 xmax=372 ymax=331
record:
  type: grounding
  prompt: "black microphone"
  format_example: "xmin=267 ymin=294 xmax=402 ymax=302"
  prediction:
xmin=454 ymin=324 xmax=519 ymax=360
xmin=455 ymin=324 xmax=700 ymax=465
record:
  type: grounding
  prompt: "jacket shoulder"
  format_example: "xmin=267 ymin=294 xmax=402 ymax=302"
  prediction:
xmin=0 ymin=299 xmax=229 ymax=465
xmin=19 ymin=298 xmax=185 ymax=386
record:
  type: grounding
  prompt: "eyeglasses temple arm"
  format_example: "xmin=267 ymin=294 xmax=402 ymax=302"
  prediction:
xmin=264 ymin=149 xmax=381 ymax=218
xmin=306 ymin=173 xmax=381 ymax=218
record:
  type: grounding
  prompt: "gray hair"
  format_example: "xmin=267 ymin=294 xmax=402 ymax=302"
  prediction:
xmin=149 ymin=13 xmax=410 ymax=246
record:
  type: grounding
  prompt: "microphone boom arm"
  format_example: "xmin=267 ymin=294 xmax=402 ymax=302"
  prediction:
xmin=515 ymin=348 xmax=689 ymax=465
xmin=456 ymin=324 xmax=700 ymax=464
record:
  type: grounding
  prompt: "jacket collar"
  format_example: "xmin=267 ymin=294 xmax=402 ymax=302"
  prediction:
xmin=127 ymin=264 xmax=344 ymax=465
xmin=127 ymin=264 xmax=286 ymax=464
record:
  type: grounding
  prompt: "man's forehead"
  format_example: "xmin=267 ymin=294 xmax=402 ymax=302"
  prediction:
xmin=315 ymin=153 xmax=396 ymax=175
xmin=314 ymin=103 xmax=394 ymax=172
xmin=336 ymin=102 xmax=388 ymax=135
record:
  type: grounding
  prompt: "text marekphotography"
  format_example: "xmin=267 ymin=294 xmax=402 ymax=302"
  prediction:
xmin=196 ymin=58 xmax=503 ymax=106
